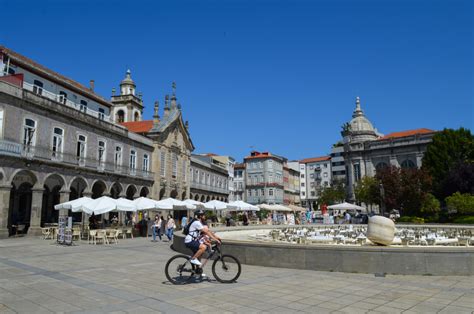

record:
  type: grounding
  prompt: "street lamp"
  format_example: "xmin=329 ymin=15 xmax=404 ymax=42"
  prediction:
xmin=379 ymin=183 xmax=385 ymax=216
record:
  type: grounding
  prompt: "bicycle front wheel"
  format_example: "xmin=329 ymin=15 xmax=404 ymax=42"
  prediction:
xmin=165 ymin=255 xmax=195 ymax=285
xmin=212 ymin=254 xmax=241 ymax=283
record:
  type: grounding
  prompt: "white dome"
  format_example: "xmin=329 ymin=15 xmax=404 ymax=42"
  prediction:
xmin=347 ymin=97 xmax=378 ymax=142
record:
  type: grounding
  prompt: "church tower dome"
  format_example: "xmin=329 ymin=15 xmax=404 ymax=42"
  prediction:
xmin=111 ymin=69 xmax=144 ymax=123
xmin=347 ymin=97 xmax=379 ymax=143
xmin=120 ymin=69 xmax=136 ymax=96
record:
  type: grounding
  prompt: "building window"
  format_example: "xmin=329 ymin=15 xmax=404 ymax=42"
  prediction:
xmin=194 ymin=169 xmax=198 ymax=182
xmin=182 ymin=159 xmax=186 ymax=180
xmin=311 ymin=191 xmax=315 ymax=197
xmin=0 ymin=108 xmax=3 ymax=139
xmin=115 ymin=146 xmax=122 ymax=169
xmin=206 ymin=173 xmax=210 ymax=185
xmin=172 ymin=152 xmax=178 ymax=178
xmin=301 ymin=182 xmax=305 ymax=187
xmin=33 ymin=80 xmax=43 ymax=95
xmin=301 ymin=191 xmax=305 ymax=196
xmin=80 ymin=100 xmax=88 ymax=113
xmin=143 ymin=154 xmax=149 ymax=172
xmin=160 ymin=150 xmax=166 ymax=176
xmin=200 ymin=171 xmax=204 ymax=184
xmin=52 ymin=127 xmax=64 ymax=159
xmin=269 ymin=189 xmax=274 ymax=196
xmin=130 ymin=150 xmax=137 ymax=171
xmin=310 ymin=173 xmax=314 ymax=178
xmin=353 ymin=163 xmax=361 ymax=182
xmin=98 ymin=140 xmax=106 ymax=164
xmin=59 ymin=91 xmax=67 ymax=104
xmin=98 ymin=108 xmax=105 ymax=120
xmin=134 ymin=111 xmax=140 ymax=121
xmin=401 ymin=160 xmax=416 ymax=169
xmin=324 ymin=163 xmax=328 ymax=168
xmin=76 ymin=135 xmax=86 ymax=165
xmin=248 ymin=190 xmax=252 ymax=197
xmin=23 ymin=118 xmax=36 ymax=147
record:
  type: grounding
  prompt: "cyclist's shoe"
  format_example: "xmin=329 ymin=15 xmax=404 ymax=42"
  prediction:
xmin=190 ymin=258 xmax=202 ymax=266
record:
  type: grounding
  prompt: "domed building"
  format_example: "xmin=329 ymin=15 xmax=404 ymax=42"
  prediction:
xmin=343 ymin=97 xmax=435 ymax=204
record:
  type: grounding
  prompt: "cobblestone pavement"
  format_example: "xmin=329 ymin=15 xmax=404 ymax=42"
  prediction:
xmin=0 ymin=237 xmax=472 ymax=314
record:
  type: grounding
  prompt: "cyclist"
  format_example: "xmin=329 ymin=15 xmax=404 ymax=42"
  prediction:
xmin=184 ymin=209 xmax=221 ymax=266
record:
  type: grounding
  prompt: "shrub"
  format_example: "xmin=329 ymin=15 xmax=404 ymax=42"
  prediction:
xmin=397 ymin=216 xmax=425 ymax=224
xmin=453 ymin=216 xmax=474 ymax=224
xmin=445 ymin=192 xmax=474 ymax=215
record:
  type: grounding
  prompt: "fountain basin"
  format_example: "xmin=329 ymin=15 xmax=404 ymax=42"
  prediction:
xmin=172 ymin=224 xmax=474 ymax=276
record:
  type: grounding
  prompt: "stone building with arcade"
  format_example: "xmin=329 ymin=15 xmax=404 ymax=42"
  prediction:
xmin=0 ymin=46 xmax=156 ymax=238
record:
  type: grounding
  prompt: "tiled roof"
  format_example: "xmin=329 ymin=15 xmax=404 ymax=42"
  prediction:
xmin=0 ymin=46 xmax=111 ymax=107
xmin=120 ymin=120 xmax=154 ymax=133
xmin=300 ymin=156 xmax=331 ymax=164
xmin=378 ymin=128 xmax=435 ymax=140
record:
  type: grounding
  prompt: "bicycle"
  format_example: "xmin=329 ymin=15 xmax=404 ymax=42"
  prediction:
xmin=165 ymin=242 xmax=241 ymax=284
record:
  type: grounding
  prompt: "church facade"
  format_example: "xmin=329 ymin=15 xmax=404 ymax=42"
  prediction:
xmin=343 ymin=97 xmax=436 ymax=201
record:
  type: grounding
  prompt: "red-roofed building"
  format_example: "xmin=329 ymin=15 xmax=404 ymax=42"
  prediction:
xmin=120 ymin=120 xmax=154 ymax=135
xmin=342 ymin=97 xmax=436 ymax=205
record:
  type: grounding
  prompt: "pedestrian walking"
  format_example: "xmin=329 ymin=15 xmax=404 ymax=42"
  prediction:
xmin=166 ymin=215 xmax=176 ymax=241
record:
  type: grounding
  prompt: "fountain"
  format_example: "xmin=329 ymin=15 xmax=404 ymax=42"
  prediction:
xmin=172 ymin=221 xmax=474 ymax=276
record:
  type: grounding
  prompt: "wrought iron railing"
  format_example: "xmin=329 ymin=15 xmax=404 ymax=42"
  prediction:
xmin=0 ymin=139 xmax=153 ymax=179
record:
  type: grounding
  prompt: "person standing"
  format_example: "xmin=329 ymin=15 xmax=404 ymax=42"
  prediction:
xmin=181 ymin=215 xmax=188 ymax=230
xmin=166 ymin=215 xmax=176 ymax=241
xmin=160 ymin=216 xmax=166 ymax=240
xmin=152 ymin=215 xmax=161 ymax=242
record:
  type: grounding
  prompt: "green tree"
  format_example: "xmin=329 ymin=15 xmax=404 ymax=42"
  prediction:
xmin=354 ymin=176 xmax=380 ymax=210
xmin=420 ymin=193 xmax=441 ymax=217
xmin=319 ymin=180 xmax=345 ymax=206
xmin=445 ymin=192 xmax=474 ymax=215
xmin=422 ymin=128 xmax=474 ymax=199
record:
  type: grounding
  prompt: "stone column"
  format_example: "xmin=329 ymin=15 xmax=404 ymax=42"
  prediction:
xmin=28 ymin=187 xmax=45 ymax=236
xmin=0 ymin=185 xmax=11 ymax=239
xmin=59 ymin=190 xmax=70 ymax=217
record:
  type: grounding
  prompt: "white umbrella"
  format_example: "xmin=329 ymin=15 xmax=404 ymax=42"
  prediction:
xmin=116 ymin=198 xmax=138 ymax=212
xmin=229 ymin=200 xmax=259 ymax=211
xmin=327 ymin=202 xmax=366 ymax=211
xmin=81 ymin=196 xmax=135 ymax=215
xmin=183 ymin=199 xmax=204 ymax=208
xmin=155 ymin=198 xmax=196 ymax=210
xmin=288 ymin=204 xmax=307 ymax=212
xmin=203 ymin=200 xmax=235 ymax=211
xmin=133 ymin=197 xmax=160 ymax=210
xmin=257 ymin=204 xmax=292 ymax=212
xmin=54 ymin=197 xmax=93 ymax=212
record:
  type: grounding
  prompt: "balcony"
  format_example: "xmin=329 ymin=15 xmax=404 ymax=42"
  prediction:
xmin=0 ymin=139 xmax=153 ymax=180
xmin=191 ymin=181 xmax=229 ymax=195
xmin=22 ymin=81 xmax=111 ymax=122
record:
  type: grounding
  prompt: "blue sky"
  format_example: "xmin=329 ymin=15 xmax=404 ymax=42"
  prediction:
xmin=2 ymin=0 xmax=472 ymax=162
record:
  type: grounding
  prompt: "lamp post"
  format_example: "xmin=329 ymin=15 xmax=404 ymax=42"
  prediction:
xmin=379 ymin=183 xmax=385 ymax=216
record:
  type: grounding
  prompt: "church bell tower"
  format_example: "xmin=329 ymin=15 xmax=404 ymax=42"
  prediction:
xmin=111 ymin=69 xmax=144 ymax=123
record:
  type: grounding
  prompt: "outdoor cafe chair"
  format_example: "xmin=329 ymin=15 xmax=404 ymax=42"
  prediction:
xmin=96 ymin=230 xmax=108 ymax=245
xmin=72 ymin=229 xmax=81 ymax=241
xmin=41 ymin=227 xmax=52 ymax=240
xmin=125 ymin=228 xmax=133 ymax=239
xmin=106 ymin=229 xmax=118 ymax=244
xmin=89 ymin=230 xmax=97 ymax=245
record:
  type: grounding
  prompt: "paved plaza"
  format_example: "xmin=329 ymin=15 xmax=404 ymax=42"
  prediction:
xmin=0 ymin=237 xmax=472 ymax=314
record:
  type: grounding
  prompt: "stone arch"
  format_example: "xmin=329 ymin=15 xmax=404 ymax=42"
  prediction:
xmin=42 ymin=174 xmax=66 ymax=226
xmin=125 ymin=185 xmax=137 ymax=200
xmin=159 ymin=188 xmax=166 ymax=200
xmin=8 ymin=170 xmax=38 ymax=236
xmin=116 ymin=109 xmax=125 ymax=123
xmin=139 ymin=186 xmax=149 ymax=197
xmin=194 ymin=194 xmax=199 ymax=201
xmin=200 ymin=195 xmax=205 ymax=202
xmin=181 ymin=191 xmax=186 ymax=200
xmin=110 ymin=182 xmax=123 ymax=199
xmin=134 ymin=111 xmax=140 ymax=122
xmin=69 ymin=176 xmax=88 ymax=200
xmin=401 ymin=159 xmax=416 ymax=169
xmin=91 ymin=180 xmax=107 ymax=199
xmin=206 ymin=196 xmax=210 ymax=202
xmin=170 ymin=189 xmax=178 ymax=199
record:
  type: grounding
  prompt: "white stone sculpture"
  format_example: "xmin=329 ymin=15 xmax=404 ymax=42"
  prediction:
xmin=367 ymin=216 xmax=395 ymax=246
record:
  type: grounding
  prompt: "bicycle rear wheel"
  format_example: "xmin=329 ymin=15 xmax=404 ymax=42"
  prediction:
xmin=165 ymin=255 xmax=195 ymax=285
xmin=212 ymin=254 xmax=241 ymax=283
